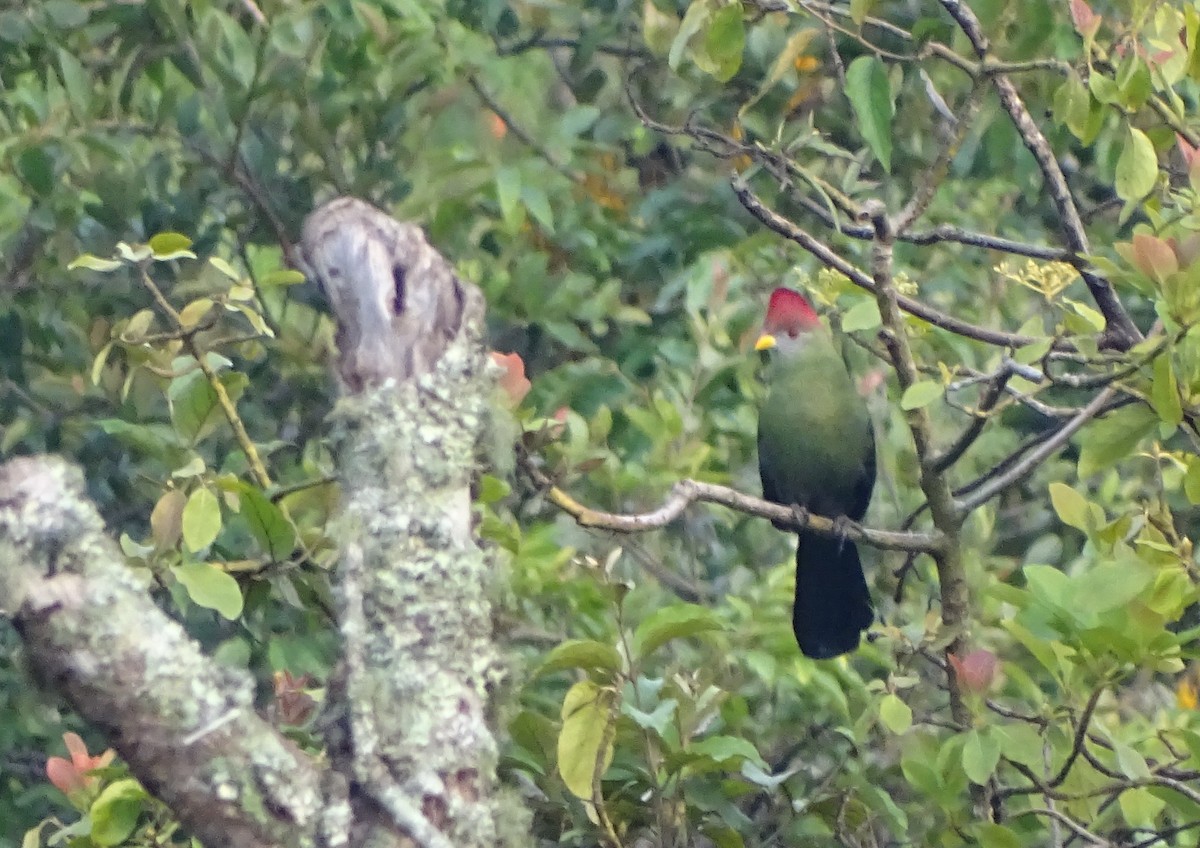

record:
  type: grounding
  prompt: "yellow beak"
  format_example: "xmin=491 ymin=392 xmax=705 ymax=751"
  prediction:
xmin=754 ymin=333 xmax=777 ymax=352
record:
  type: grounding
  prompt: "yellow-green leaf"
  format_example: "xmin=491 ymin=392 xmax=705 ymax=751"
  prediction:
xmin=178 ymin=298 xmax=215 ymax=330
xmin=842 ymin=299 xmax=881 ymax=333
xmin=1077 ymin=404 xmax=1158 ymax=478
xmin=68 ymin=254 xmax=123 ymax=273
xmin=632 ymin=603 xmax=724 ymax=660
xmin=1114 ymin=126 xmax=1158 ymax=202
xmin=900 ymin=380 xmax=942 ymax=410
xmin=962 ymin=728 xmax=1000 ymax=784
xmin=149 ymin=232 xmax=195 ymax=260
xmin=557 ymin=680 xmax=616 ymax=799
xmin=1048 ymin=482 xmax=1090 ymax=531
xmin=1151 ymin=353 xmax=1183 ymax=426
xmin=89 ymin=779 xmax=147 ymax=846
xmin=537 ymin=639 xmax=623 ymax=677
xmin=879 ymin=693 xmax=912 ymax=734
xmin=174 ymin=561 xmax=243 ymax=620
xmin=182 ymin=488 xmax=221 ymax=552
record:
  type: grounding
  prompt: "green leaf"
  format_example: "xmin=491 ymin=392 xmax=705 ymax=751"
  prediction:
xmin=149 ymin=232 xmax=197 ymax=261
xmin=168 ymin=369 xmax=248 ymax=445
xmin=1073 ymin=553 xmax=1155 ymax=616
xmin=974 ymin=823 xmax=1022 ymax=848
xmin=624 ymin=699 xmax=677 ymax=736
xmin=260 ymin=269 xmax=306 ymax=286
xmin=842 ymin=299 xmax=881 ymax=332
xmin=182 ymin=488 xmax=222 ymax=552
xmin=701 ymin=3 xmax=745 ymax=82
xmin=900 ymin=380 xmax=942 ymax=410
xmin=1185 ymin=457 xmax=1200 ymax=504
xmin=669 ymin=1 xmax=711 ymax=70
xmin=995 ymin=723 xmax=1043 ymax=768
xmin=845 ymin=56 xmax=894 ymax=172
xmin=850 ymin=0 xmax=875 ymax=27
xmin=57 ymin=47 xmax=89 ymax=118
xmin=962 ymin=728 xmax=1000 ymax=784
xmin=687 ymin=735 xmax=767 ymax=769
xmin=1114 ymin=126 xmax=1158 ymax=202
xmin=537 ymin=639 xmax=623 ymax=677
xmin=69 ymin=254 xmax=123 ymax=273
xmin=1119 ymin=786 xmax=1165 ymax=829
xmin=557 ymin=680 xmax=615 ymax=799
xmin=1077 ymin=404 xmax=1158 ymax=478
xmin=237 ymin=485 xmax=297 ymax=560
xmin=632 ymin=603 xmax=724 ymax=660
xmin=1151 ymin=353 xmax=1183 ymax=426
xmin=1023 ymin=564 xmax=1071 ymax=609
xmin=495 ymin=166 xmax=521 ymax=226
xmin=879 ymin=693 xmax=912 ymax=734
xmin=174 ymin=561 xmax=243 ymax=620
xmin=1048 ymin=482 xmax=1090 ymax=531
xmin=16 ymin=146 xmax=54 ymax=196
xmin=89 ymin=779 xmax=147 ymax=846
xmin=522 ymin=183 xmax=555 ymax=233
xmin=209 ymin=256 xmax=241 ymax=280
xmin=1113 ymin=739 xmax=1152 ymax=780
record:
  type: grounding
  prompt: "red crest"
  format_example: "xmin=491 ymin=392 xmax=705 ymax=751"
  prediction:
xmin=764 ymin=288 xmax=819 ymax=334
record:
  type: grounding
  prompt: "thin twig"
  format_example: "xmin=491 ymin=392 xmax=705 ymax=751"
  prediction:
xmin=954 ymin=386 xmax=1119 ymax=515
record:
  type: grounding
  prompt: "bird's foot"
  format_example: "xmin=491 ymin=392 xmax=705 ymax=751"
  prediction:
xmin=831 ymin=514 xmax=855 ymax=553
xmin=790 ymin=503 xmax=810 ymax=531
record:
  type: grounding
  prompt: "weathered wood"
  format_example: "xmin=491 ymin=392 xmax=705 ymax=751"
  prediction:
xmin=301 ymin=197 xmax=483 ymax=391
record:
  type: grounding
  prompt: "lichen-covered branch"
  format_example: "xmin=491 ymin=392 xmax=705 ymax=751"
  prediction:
xmin=301 ymin=197 xmax=529 ymax=848
xmin=0 ymin=457 xmax=346 ymax=848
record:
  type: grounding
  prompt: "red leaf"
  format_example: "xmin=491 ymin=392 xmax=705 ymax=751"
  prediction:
xmin=1178 ymin=134 xmax=1198 ymax=168
xmin=46 ymin=756 xmax=85 ymax=795
xmin=948 ymin=649 xmax=999 ymax=695
xmin=490 ymin=351 xmax=531 ymax=406
xmin=1069 ymin=0 xmax=1100 ymax=36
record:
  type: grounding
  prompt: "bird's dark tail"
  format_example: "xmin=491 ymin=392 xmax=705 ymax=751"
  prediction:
xmin=793 ymin=532 xmax=873 ymax=659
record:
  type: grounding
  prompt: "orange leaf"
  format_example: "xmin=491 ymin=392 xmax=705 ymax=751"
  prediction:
xmin=490 ymin=351 xmax=531 ymax=406
xmin=1131 ymin=233 xmax=1179 ymax=282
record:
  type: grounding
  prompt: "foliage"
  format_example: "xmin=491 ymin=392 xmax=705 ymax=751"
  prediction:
xmin=3 ymin=0 xmax=1200 ymax=846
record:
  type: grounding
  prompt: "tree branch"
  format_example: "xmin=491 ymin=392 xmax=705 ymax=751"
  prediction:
xmin=521 ymin=458 xmax=942 ymax=554
xmin=937 ymin=0 xmax=1142 ymax=349
xmin=954 ymin=386 xmax=1119 ymax=515
xmin=732 ymin=179 xmax=1038 ymax=347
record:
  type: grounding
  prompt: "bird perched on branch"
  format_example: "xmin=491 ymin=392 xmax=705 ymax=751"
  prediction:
xmin=755 ymin=288 xmax=876 ymax=659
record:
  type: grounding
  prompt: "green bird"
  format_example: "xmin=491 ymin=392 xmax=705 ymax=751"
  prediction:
xmin=755 ymin=288 xmax=876 ymax=659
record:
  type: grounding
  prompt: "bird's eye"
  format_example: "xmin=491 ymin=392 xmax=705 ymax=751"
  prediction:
xmin=787 ymin=329 xmax=798 ymax=338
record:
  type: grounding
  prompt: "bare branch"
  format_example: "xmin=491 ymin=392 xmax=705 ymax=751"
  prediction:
xmin=937 ymin=0 xmax=1142 ymax=349
xmin=954 ymin=386 xmax=1119 ymax=515
xmin=732 ymin=179 xmax=1037 ymax=347
xmin=521 ymin=459 xmax=942 ymax=554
